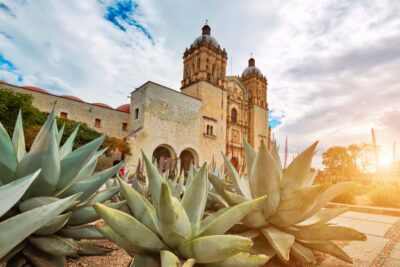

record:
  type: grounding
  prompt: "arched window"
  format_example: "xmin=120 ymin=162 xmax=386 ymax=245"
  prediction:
xmin=231 ymin=108 xmax=237 ymax=123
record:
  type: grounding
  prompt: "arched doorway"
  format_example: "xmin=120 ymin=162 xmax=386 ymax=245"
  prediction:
xmin=179 ymin=149 xmax=199 ymax=174
xmin=230 ymin=157 xmax=239 ymax=171
xmin=152 ymin=145 xmax=176 ymax=175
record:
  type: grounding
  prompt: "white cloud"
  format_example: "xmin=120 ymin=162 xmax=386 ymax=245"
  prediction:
xmin=0 ymin=0 xmax=399 ymax=168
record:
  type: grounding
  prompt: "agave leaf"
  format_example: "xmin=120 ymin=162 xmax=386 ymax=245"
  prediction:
xmin=199 ymin=196 xmax=267 ymax=236
xmin=58 ymin=135 xmax=105 ymax=189
xmin=251 ymin=236 xmax=276 ymax=259
xmin=187 ymin=163 xmax=194 ymax=186
xmin=142 ymin=152 xmax=164 ymax=208
xmin=295 ymin=207 xmax=349 ymax=228
xmin=158 ymin=183 xmax=192 ymax=248
xmin=261 ymin=226 xmax=295 ymax=262
xmin=29 ymin=106 xmax=55 ymax=152
xmin=182 ymin=258 xmax=196 ymax=267
xmin=243 ymin=137 xmax=256 ymax=174
xmin=207 ymin=192 xmax=229 ymax=209
xmin=0 ymin=194 xmax=79 ymax=258
xmin=97 ymin=225 xmax=143 ymax=256
xmin=301 ymin=182 xmax=354 ymax=221
xmin=181 ymin=163 xmax=208 ymax=235
xmin=29 ymin=235 xmax=79 ymax=256
xmin=222 ymin=153 xmax=251 ymax=199
xmin=68 ymin=201 xmax=126 ymax=226
xmin=19 ymin=196 xmax=63 ymax=212
xmin=178 ymin=235 xmax=253 ymax=264
xmin=77 ymin=185 xmax=119 ymax=208
xmin=270 ymin=141 xmax=283 ymax=173
xmin=34 ymin=212 xmax=71 ymax=235
xmin=270 ymin=185 xmax=326 ymax=227
xmin=290 ymin=242 xmax=316 ymax=264
xmin=12 ymin=110 xmax=26 ymax=161
xmin=166 ymin=179 xmax=181 ymax=199
xmin=17 ymin=119 xmax=60 ymax=196
xmin=288 ymin=225 xmax=367 ymax=241
xmin=22 ymin=245 xmax=66 ymax=267
xmin=281 ymin=141 xmax=318 ymax=197
xmin=59 ymin=162 xmax=123 ymax=201
xmin=304 ymin=169 xmax=317 ymax=187
xmin=94 ymin=203 xmax=167 ymax=252
xmin=118 ymin=178 xmax=158 ymax=233
xmin=0 ymin=170 xmax=40 ymax=217
xmin=59 ymin=225 xmax=103 ymax=239
xmin=204 ymin=252 xmax=270 ymax=267
xmin=160 ymin=250 xmax=180 ymax=266
xmin=59 ymin=125 xmax=80 ymax=159
xmin=57 ymin=123 xmax=65 ymax=146
xmin=0 ymin=241 xmax=26 ymax=265
xmin=0 ymin=122 xmax=17 ymax=183
xmin=75 ymin=241 xmax=111 ymax=255
xmin=74 ymin=147 xmax=108 ymax=183
xmin=200 ymin=207 xmax=229 ymax=231
xmin=250 ymin=140 xmax=281 ymax=218
xmin=208 ymin=173 xmax=227 ymax=198
xmin=300 ymin=240 xmax=353 ymax=263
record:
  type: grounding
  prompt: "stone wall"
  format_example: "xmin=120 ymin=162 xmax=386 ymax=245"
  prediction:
xmin=0 ymin=82 xmax=129 ymax=138
xmin=126 ymin=82 xmax=203 ymax=169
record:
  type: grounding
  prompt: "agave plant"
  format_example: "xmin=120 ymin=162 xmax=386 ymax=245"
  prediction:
xmin=0 ymin=108 xmax=125 ymax=266
xmin=209 ymin=139 xmax=367 ymax=265
xmin=95 ymin=153 xmax=270 ymax=267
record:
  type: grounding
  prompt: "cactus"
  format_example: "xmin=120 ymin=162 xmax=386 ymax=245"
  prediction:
xmin=0 ymin=108 xmax=124 ymax=266
xmin=95 ymin=154 xmax=270 ymax=266
xmin=208 ymin=139 xmax=367 ymax=265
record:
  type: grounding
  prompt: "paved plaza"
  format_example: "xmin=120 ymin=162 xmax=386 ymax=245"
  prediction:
xmin=319 ymin=211 xmax=400 ymax=266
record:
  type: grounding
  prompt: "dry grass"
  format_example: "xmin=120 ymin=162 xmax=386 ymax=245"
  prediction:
xmin=368 ymin=185 xmax=400 ymax=208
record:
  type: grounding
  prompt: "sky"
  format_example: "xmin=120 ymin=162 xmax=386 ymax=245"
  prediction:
xmin=0 ymin=0 xmax=399 ymax=167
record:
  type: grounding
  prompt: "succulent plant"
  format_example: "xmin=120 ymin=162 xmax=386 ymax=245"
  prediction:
xmin=95 ymin=153 xmax=270 ymax=266
xmin=209 ymin=139 xmax=367 ymax=265
xmin=0 ymin=108 xmax=124 ymax=266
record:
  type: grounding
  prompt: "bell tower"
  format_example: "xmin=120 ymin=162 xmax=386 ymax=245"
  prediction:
xmin=241 ymin=57 xmax=269 ymax=148
xmin=181 ymin=24 xmax=228 ymax=91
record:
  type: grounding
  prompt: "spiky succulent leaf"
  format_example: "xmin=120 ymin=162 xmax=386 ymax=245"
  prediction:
xmin=290 ymin=242 xmax=316 ymax=264
xmin=222 ymin=153 xmax=251 ymax=199
xmin=0 ymin=170 xmax=39 ymax=217
xmin=97 ymin=224 xmax=143 ymax=256
xmin=29 ymin=235 xmax=80 ymax=256
xmin=95 ymin=203 xmax=167 ymax=252
xmin=0 ymin=122 xmax=18 ymax=184
xmin=12 ymin=110 xmax=26 ymax=161
xmin=181 ymin=163 xmax=208 ymax=235
xmin=249 ymin=140 xmax=281 ymax=218
xmin=59 ymin=125 xmax=79 ymax=159
xmin=178 ymin=235 xmax=253 ymax=264
xmin=160 ymin=250 xmax=180 ymax=266
xmin=158 ymin=183 xmax=192 ymax=248
xmin=59 ymin=225 xmax=103 ymax=239
xmin=261 ymin=226 xmax=295 ymax=262
xmin=34 ymin=212 xmax=71 ymax=235
xmin=118 ymin=178 xmax=158 ymax=232
xmin=281 ymin=141 xmax=318 ymax=197
xmin=0 ymin=194 xmax=79 ymax=258
xmin=142 ymin=151 xmax=164 ymax=207
xmin=300 ymin=240 xmax=353 ymax=263
xmin=22 ymin=245 xmax=66 ymax=267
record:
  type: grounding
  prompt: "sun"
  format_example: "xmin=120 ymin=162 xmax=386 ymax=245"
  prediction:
xmin=379 ymin=153 xmax=393 ymax=167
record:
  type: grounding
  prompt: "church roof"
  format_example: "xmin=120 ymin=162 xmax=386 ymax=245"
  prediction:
xmin=242 ymin=57 xmax=263 ymax=77
xmin=191 ymin=24 xmax=220 ymax=49
xmin=61 ymin=95 xmax=84 ymax=102
xmin=22 ymin=86 xmax=49 ymax=94
xmin=92 ymin=102 xmax=113 ymax=109
xmin=116 ymin=104 xmax=130 ymax=113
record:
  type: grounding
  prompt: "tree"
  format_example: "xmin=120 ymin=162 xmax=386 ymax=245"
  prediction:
xmin=0 ymin=89 xmax=130 ymax=156
xmin=322 ymin=146 xmax=354 ymax=180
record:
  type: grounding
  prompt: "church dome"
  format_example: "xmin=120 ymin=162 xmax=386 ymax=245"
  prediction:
xmin=92 ymin=103 xmax=112 ymax=109
xmin=192 ymin=24 xmax=220 ymax=49
xmin=61 ymin=95 xmax=84 ymax=102
xmin=116 ymin=104 xmax=130 ymax=113
xmin=242 ymin=58 xmax=262 ymax=76
xmin=22 ymin=86 xmax=49 ymax=94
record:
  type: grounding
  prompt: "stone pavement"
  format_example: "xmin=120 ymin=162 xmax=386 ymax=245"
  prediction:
xmin=319 ymin=211 xmax=400 ymax=267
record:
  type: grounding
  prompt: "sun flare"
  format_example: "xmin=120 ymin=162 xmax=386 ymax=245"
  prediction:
xmin=379 ymin=153 xmax=393 ymax=167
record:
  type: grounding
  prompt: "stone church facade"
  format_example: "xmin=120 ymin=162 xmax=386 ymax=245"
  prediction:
xmin=0 ymin=24 xmax=269 ymax=173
